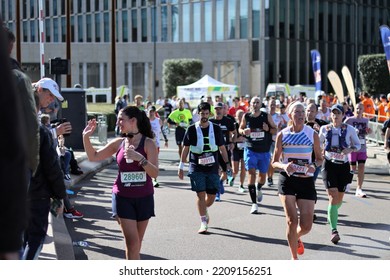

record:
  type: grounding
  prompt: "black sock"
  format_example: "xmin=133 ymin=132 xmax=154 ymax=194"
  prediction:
xmin=257 ymin=183 xmax=264 ymax=191
xmin=248 ymin=184 xmax=257 ymax=203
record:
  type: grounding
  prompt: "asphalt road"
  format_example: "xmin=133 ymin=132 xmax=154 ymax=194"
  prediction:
xmin=65 ymin=145 xmax=390 ymax=260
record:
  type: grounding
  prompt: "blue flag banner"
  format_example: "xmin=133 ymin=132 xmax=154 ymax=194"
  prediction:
xmin=310 ymin=50 xmax=322 ymax=96
xmin=380 ymin=25 xmax=390 ymax=74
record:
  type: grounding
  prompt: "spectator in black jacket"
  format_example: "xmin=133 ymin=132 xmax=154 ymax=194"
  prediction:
xmin=22 ymin=91 xmax=67 ymax=260
xmin=0 ymin=21 xmax=29 ymax=260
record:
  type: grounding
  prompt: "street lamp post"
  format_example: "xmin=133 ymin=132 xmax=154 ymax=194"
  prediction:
xmin=148 ymin=0 xmax=156 ymax=103
xmin=353 ymin=0 xmax=358 ymax=90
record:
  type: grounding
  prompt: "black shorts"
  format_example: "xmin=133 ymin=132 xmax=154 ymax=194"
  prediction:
xmin=232 ymin=148 xmax=244 ymax=161
xmin=321 ymin=159 xmax=353 ymax=192
xmin=114 ymin=193 xmax=155 ymax=221
xmin=278 ymin=172 xmax=317 ymax=201
xmin=175 ymin=126 xmax=186 ymax=145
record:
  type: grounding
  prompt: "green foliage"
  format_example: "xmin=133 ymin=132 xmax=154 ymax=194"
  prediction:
xmin=162 ymin=59 xmax=203 ymax=97
xmin=358 ymin=54 xmax=390 ymax=95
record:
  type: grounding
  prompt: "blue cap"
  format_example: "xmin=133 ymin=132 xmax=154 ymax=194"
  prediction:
xmin=331 ymin=104 xmax=344 ymax=114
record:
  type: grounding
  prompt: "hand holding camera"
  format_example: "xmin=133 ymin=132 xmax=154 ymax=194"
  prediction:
xmin=56 ymin=118 xmax=72 ymax=136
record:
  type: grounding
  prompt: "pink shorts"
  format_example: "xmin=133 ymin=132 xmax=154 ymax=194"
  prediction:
xmin=348 ymin=151 xmax=367 ymax=163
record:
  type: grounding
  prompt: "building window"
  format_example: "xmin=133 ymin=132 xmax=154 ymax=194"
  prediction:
xmin=53 ymin=18 xmax=59 ymax=42
xmin=23 ymin=21 xmax=28 ymax=42
xmin=53 ymin=0 xmax=58 ymax=15
xmin=104 ymin=12 xmax=109 ymax=42
xmin=122 ymin=10 xmax=128 ymax=42
xmin=87 ymin=63 xmax=100 ymax=88
xmin=228 ymin=0 xmax=236 ymax=39
xmin=161 ymin=6 xmax=168 ymax=42
xmin=30 ymin=0 xmax=35 ymax=18
xmin=30 ymin=21 xmax=35 ymax=42
xmin=95 ymin=14 xmax=101 ymax=42
xmin=95 ymin=0 xmax=99 ymax=11
xmin=131 ymin=9 xmax=137 ymax=42
xmin=240 ymin=0 xmax=248 ymax=39
xmin=171 ymin=4 xmax=179 ymax=42
xmin=193 ymin=2 xmax=201 ymax=42
xmin=204 ymin=1 xmax=212 ymax=41
xmin=78 ymin=15 xmax=83 ymax=42
xmin=86 ymin=0 xmax=91 ymax=12
xmin=132 ymin=63 xmax=145 ymax=97
xmin=86 ymin=14 xmax=92 ymax=42
xmin=252 ymin=0 xmax=260 ymax=38
xmin=45 ymin=19 xmax=51 ymax=42
xmin=61 ymin=17 xmax=66 ymax=42
xmin=141 ymin=8 xmax=147 ymax=42
xmin=216 ymin=0 xmax=224 ymax=41
xmin=45 ymin=0 xmax=50 ymax=17
xmin=182 ymin=3 xmax=190 ymax=42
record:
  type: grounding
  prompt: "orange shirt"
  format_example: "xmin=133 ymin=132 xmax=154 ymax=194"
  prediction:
xmin=377 ymin=103 xmax=388 ymax=122
xmin=362 ymin=98 xmax=376 ymax=119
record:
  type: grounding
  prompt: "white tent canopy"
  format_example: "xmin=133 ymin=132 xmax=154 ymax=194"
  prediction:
xmin=176 ymin=75 xmax=238 ymax=107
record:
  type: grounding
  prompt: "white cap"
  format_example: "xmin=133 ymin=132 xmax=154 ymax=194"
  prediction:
xmin=34 ymin=78 xmax=63 ymax=101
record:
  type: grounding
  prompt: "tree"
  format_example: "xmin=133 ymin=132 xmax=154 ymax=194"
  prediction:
xmin=358 ymin=54 xmax=390 ymax=95
xmin=162 ymin=59 xmax=203 ymax=97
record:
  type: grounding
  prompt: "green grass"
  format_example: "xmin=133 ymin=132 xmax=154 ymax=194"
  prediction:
xmin=87 ymin=103 xmax=115 ymax=114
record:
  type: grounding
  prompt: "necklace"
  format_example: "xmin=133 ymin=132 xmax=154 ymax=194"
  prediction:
xmin=121 ymin=131 xmax=140 ymax=138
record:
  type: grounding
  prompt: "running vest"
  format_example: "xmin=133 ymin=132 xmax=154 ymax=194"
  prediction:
xmin=281 ymin=125 xmax=314 ymax=177
xmin=190 ymin=121 xmax=218 ymax=154
xmin=321 ymin=123 xmax=355 ymax=164
xmin=244 ymin=111 xmax=272 ymax=153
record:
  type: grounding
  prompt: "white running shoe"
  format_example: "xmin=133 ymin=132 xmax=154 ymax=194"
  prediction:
xmin=345 ymin=184 xmax=351 ymax=193
xmin=250 ymin=203 xmax=258 ymax=214
xmin=257 ymin=189 xmax=263 ymax=202
xmin=355 ymin=188 xmax=367 ymax=198
xmin=198 ymin=221 xmax=208 ymax=234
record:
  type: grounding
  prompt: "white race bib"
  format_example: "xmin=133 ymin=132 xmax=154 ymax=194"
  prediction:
xmin=250 ymin=131 xmax=264 ymax=139
xmin=179 ymin=122 xmax=187 ymax=128
xmin=198 ymin=155 xmax=215 ymax=165
xmin=291 ymin=163 xmax=308 ymax=175
xmin=329 ymin=152 xmax=345 ymax=161
xmin=121 ymin=171 xmax=147 ymax=184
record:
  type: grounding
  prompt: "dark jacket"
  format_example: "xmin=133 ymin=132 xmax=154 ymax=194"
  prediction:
xmin=11 ymin=59 xmax=39 ymax=175
xmin=28 ymin=125 xmax=66 ymax=200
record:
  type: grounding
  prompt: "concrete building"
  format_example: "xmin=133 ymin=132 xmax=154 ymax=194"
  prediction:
xmin=2 ymin=0 xmax=390 ymax=102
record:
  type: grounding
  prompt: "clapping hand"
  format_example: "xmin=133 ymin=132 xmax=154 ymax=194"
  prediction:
xmin=83 ymin=119 xmax=97 ymax=137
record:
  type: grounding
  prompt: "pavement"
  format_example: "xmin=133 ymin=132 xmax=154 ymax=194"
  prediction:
xmin=39 ymin=132 xmax=390 ymax=260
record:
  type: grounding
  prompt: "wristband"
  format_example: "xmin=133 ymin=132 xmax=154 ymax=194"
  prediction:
xmin=179 ymin=162 xmax=185 ymax=170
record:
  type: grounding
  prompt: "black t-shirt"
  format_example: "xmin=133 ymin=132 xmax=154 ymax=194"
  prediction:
xmin=210 ymin=116 xmax=235 ymax=145
xmin=244 ymin=111 xmax=272 ymax=153
xmin=163 ymin=103 xmax=173 ymax=118
xmin=183 ymin=122 xmax=224 ymax=173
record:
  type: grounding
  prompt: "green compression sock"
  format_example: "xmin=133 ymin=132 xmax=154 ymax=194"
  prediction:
xmin=327 ymin=204 xmax=339 ymax=231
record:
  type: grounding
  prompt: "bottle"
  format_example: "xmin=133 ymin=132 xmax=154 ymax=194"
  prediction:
xmin=73 ymin=241 xmax=89 ymax=247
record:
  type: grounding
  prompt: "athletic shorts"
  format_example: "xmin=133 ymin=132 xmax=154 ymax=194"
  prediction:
xmin=278 ymin=172 xmax=317 ymax=201
xmin=188 ymin=172 xmax=220 ymax=194
xmin=114 ymin=193 xmax=155 ymax=221
xmin=321 ymin=159 xmax=353 ymax=192
xmin=244 ymin=148 xmax=271 ymax=174
xmin=232 ymin=148 xmax=244 ymax=161
xmin=175 ymin=126 xmax=186 ymax=145
xmin=348 ymin=151 xmax=367 ymax=165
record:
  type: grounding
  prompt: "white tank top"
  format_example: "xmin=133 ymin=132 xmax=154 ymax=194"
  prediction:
xmin=150 ymin=118 xmax=161 ymax=148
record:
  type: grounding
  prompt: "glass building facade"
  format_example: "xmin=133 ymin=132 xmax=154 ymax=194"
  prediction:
xmin=1 ymin=0 xmax=390 ymax=99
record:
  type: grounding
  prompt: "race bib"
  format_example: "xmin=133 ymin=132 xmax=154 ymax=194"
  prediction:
xmin=329 ymin=152 xmax=345 ymax=161
xmin=291 ymin=163 xmax=308 ymax=175
xmin=237 ymin=142 xmax=246 ymax=150
xmin=179 ymin=122 xmax=187 ymax=128
xmin=250 ymin=131 xmax=264 ymax=139
xmin=198 ymin=154 xmax=215 ymax=165
xmin=121 ymin=171 xmax=147 ymax=184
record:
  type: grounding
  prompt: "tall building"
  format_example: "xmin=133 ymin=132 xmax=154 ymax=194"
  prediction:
xmin=2 ymin=0 xmax=390 ymax=102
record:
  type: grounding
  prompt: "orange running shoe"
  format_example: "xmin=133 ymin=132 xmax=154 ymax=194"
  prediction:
xmin=297 ymin=238 xmax=305 ymax=255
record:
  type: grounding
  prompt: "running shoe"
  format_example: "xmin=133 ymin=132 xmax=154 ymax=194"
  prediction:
xmin=238 ymin=185 xmax=245 ymax=193
xmin=66 ymin=189 xmax=75 ymax=195
xmin=297 ymin=238 xmax=305 ymax=255
xmin=250 ymin=203 xmax=258 ymax=214
xmin=63 ymin=208 xmax=84 ymax=219
xmin=229 ymin=177 xmax=235 ymax=187
xmin=219 ymin=180 xmax=225 ymax=194
xmin=257 ymin=189 xmax=263 ymax=202
xmin=198 ymin=222 xmax=208 ymax=234
xmin=267 ymin=177 xmax=273 ymax=187
xmin=345 ymin=184 xmax=351 ymax=193
xmin=64 ymin=174 xmax=71 ymax=181
xmin=153 ymin=179 xmax=160 ymax=188
xmin=331 ymin=230 xmax=341 ymax=244
xmin=215 ymin=193 xmax=221 ymax=202
xmin=355 ymin=188 xmax=367 ymax=198
xmin=205 ymin=210 xmax=210 ymax=224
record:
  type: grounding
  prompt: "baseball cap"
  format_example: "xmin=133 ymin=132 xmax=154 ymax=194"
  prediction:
xmin=214 ymin=102 xmax=224 ymax=108
xmin=331 ymin=104 xmax=344 ymax=114
xmin=35 ymin=78 xmax=63 ymax=101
